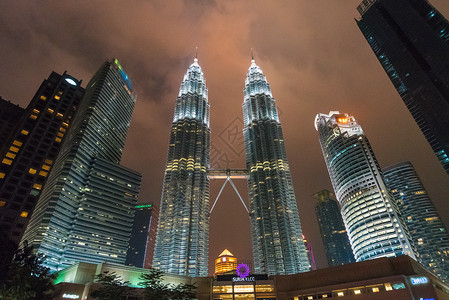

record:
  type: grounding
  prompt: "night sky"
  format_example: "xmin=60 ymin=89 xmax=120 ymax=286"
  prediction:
xmin=1 ymin=1 xmax=449 ymax=274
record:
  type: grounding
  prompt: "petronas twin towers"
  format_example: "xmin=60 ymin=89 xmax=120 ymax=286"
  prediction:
xmin=153 ymin=57 xmax=310 ymax=276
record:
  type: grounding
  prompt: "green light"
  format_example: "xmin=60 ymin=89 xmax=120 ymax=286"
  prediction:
xmin=136 ymin=204 xmax=152 ymax=208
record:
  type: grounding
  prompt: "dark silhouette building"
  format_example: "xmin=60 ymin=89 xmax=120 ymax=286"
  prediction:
xmin=357 ymin=0 xmax=449 ymax=175
xmin=0 ymin=72 xmax=84 ymax=246
xmin=126 ymin=203 xmax=159 ymax=268
xmin=0 ymin=97 xmax=24 ymax=149
xmin=314 ymin=189 xmax=355 ymax=267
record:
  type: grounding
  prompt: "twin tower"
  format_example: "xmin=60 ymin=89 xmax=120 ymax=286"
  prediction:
xmin=152 ymin=58 xmax=311 ymax=276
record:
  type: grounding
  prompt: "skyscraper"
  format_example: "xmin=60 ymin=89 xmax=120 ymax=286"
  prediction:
xmin=0 ymin=72 xmax=84 ymax=246
xmin=383 ymin=161 xmax=449 ymax=282
xmin=0 ymin=97 xmax=24 ymax=149
xmin=153 ymin=58 xmax=210 ymax=277
xmin=314 ymin=189 xmax=355 ymax=267
xmin=356 ymin=0 xmax=449 ymax=175
xmin=126 ymin=202 xmax=159 ymax=268
xmin=315 ymin=111 xmax=416 ymax=262
xmin=21 ymin=59 xmax=141 ymax=272
xmin=243 ymin=59 xmax=310 ymax=275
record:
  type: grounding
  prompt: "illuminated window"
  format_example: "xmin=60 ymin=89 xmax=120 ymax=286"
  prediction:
xmin=29 ymin=168 xmax=37 ymax=175
xmin=33 ymin=183 xmax=42 ymax=190
xmin=40 ymin=95 xmax=47 ymax=101
xmin=57 ymin=132 xmax=64 ymax=137
xmin=47 ymin=108 xmax=54 ymax=114
xmin=6 ymin=152 xmax=16 ymax=159
xmin=54 ymin=95 xmax=61 ymax=100
xmin=0 ymin=172 xmax=5 ymax=179
xmin=21 ymin=130 xmax=29 ymax=135
xmin=0 ymin=201 xmax=5 ymax=207
xmin=45 ymin=159 xmax=53 ymax=165
xmin=372 ymin=287 xmax=379 ymax=293
xmin=20 ymin=211 xmax=29 ymax=218
xmin=39 ymin=171 xmax=48 ymax=177
xmin=62 ymin=122 xmax=69 ymax=128
xmin=55 ymin=137 xmax=62 ymax=143
xmin=385 ymin=283 xmax=393 ymax=291
xmin=9 ymin=146 xmax=19 ymax=153
xmin=222 ymin=257 xmax=226 ymax=262
xmin=354 ymin=289 xmax=361 ymax=295
xmin=13 ymin=140 xmax=22 ymax=147
xmin=42 ymin=165 xmax=51 ymax=171
xmin=30 ymin=114 xmax=37 ymax=120
xmin=60 ymin=127 xmax=66 ymax=133
xmin=33 ymin=109 xmax=40 ymax=114
xmin=56 ymin=113 xmax=63 ymax=118
xmin=307 ymin=296 xmax=313 ymax=300
xmin=2 ymin=158 xmax=12 ymax=165
xmin=337 ymin=292 xmax=344 ymax=297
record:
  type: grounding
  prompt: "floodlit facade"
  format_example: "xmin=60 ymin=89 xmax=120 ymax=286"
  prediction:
xmin=214 ymin=249 xmax=238 ymax=275
xmin=243 ymin=59 xmax=310 ymax=275
xmin=21 ymin=59 xmax=141 ymax=272
xmin=315 ymin=111 xmax=416 ymax=262
xmin=356 ymin=0 xmax=449 ymax=175
xmin=383 ymin=161 xmax=449 ymax=283
xmin=153 ymin=58 xmax=210 ymax=277
xmin=314 ymin=189 xmax=355 ymax=267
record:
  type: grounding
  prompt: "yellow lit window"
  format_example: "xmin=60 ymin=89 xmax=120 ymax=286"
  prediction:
xmin=30 ymin=114 xmax=37 ymax=120
xmin=33 ymin=109 xmax=40 ymax=114
xmin=0 ymin=172 xmax=5 ymax=179
xmin=307 ymin=297 xmax=313 ymax=300
xmin=40 ymin=95 xmax=47 ymax=101
xmin=372 ymin=287 xmax=379 ymax=293
xmin=9 ymin=146 xmax=19 ymax=153
xmin=62 ymin=122 xmax=69 ymax=128
xmin=29 ymin=168 xmax=37 ymax=175
xmin=57 ymin=91 xmax=63 ymax=95
xmin=56 ymin=113 xmax=63 ymax=118
xmin=54 ymin=95 xmax=61 ymax=100
xmin=57 ymin=132 xmax=64 ymax=137
xmin=42 ymin=164 xmax=51 ymax=171
xmin=60 ymin=127 xmax=66 ymax=133
xmin=33 ymin=183 xmax=42 ymax=190
xmin=385 ymin=283 xmax=393 ymax=291
xmin=354 ymin=290 xmax=361 ymax=295
xmin=47 ymin=108 xmax=54 ymax=114
xmin=39 ymin=171 xmax=48 ymax=177
xmin=13 ymin=140 xmax=22 ymax=147
xmin=2 ymin=158 xmax=12 ymax=165
xmin=20 ymin=211 xmax=28 ymax=218
xmin=21 ymin=129 xmax=29 ymax=135
xmin=45 ymin=159 xmax=53 ymax=165
xmin=0 ymin=200 xmax=6 ymax=207
xmin=337 ymin=292 xmax=344 ymax=297
xmin=55 ymin=137 xmax=62 ymax=143
xmin=6 ymin=152 xmax=16 ymax=159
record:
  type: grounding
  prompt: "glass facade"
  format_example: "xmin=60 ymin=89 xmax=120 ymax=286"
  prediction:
xmin=20 ymin=59 xmax=141 ymax=272
xmin=314 ymin=189 xmax=355 ymax=267
xmin=315 ymin=111 xmax=416 ymax=262
xmin=153 ymin=58 xmax=210 ymax=277
xmin=383 ymin=161 xmax=449 ymax=283
xmin=357 ymin=0 xmax=449 ymax=175
xmin=243 ymin=60 xmax=310 ymax=275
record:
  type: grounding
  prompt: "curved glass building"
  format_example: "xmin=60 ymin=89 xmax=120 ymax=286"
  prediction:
xmin=153 ymin=58 xmax=210 ymax=277
xmin=315 ymin=111 xmax=416 ymax=262
xmin=383 ymin=161 xmax=449 ymax=283
xmin=243 ymin=60 xmax=309 ymax=275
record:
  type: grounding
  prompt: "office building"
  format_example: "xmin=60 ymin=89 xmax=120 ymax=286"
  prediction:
xmin=314 ymin=189 xmax=355 ymax=267
xmin=383 ymin=161 xmax=449 ymax=282
xmin=153 ymin=58 xmax=210 ymax=277
xmin=303 ymin=235 xmax=317 ymax=270
xmin=357 ymin=0 xmax=449 ymax=175
xmin=0 ymin=72 xmax=84 ymax=246
xmin=214 ymin=249 xmax=238 ymax=275
xmin=0 ymin=97 xmax=24 ymax=149
xmin=315 ymin=111 xmax=416 ymax=262
xmin=243 ymin=59 xmax=310 ymax=275
xmin=21 ymin=59 xmax=141 ymax=272
xmin=126 ymin=202 xmax=159 ymax=268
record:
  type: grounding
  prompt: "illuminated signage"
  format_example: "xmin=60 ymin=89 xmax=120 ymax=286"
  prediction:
xmin=233 ymin=276 xmax=255 ymax=282
xmin=135 ymin=204 xmax=152 ymax=209
xmin=236 ymin=263 xmax=250 ymax=278
xmin=411 ymin=277 xmax=428 ymax=285
xmin=419 ymin=298 xmax=435 ymax=300
xmin=62 ymin=294 xmax=80 ymax=299
xmin=64 ymin=78 xmax=77 ymax=86
xmin=216 ymin=274 xmax=269 ymax=282
xmin=337 ymin=118 xmax=348 ymax=123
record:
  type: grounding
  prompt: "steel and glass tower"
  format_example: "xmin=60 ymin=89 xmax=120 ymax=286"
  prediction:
xmin=153 ymin=58 xmax=210 ymax=277
xmin=383 ymin=161 xmax=449 ymax=283
xmin=314 ymin=189 xmax=355 ymax=267
xmin=356 ymin=0 xmax=449 ymax=175
xmin=315 ymin=111 xmax=416 ymax=262
xmin=21 ymin=59 xmax=141 ymax=272
xmin=243 ymin=59 xmax=309 ymax=275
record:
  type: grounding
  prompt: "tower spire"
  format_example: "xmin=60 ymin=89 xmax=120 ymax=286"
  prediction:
xmin=251 ymin=48 xmax=254 ymax=62
xmin=195 ymin=47 xmax=198 ymax=62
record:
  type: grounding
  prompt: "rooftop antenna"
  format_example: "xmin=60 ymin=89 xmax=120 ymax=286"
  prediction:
xmin=251 ymin=48 xmax=254 ymax=61
xmin=195 ymin=47 xmax=198 ymax=61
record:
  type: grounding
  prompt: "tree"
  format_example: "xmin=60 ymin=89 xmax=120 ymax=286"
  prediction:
xmin=90 ymin=272 xmax=134 ymax=300
xmin=0 ymin=240 xmax=56 ymax=300
xmin=138 ymin=269 xmax=196 ymax=300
